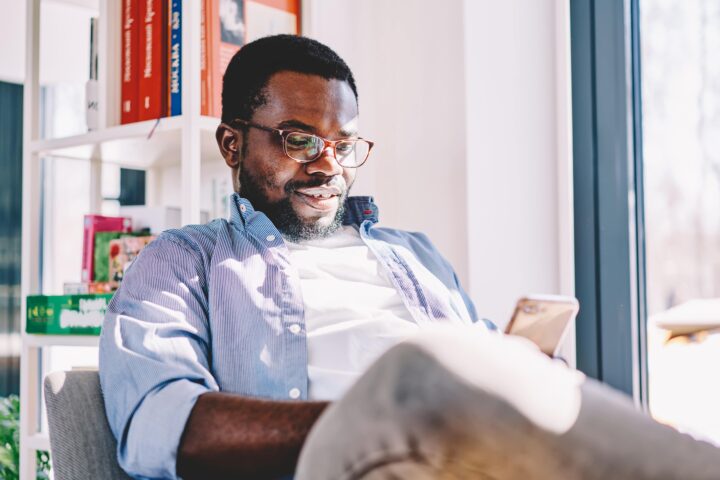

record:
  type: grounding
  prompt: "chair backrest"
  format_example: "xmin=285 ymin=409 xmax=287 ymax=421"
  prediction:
xmin=44 ymin=370 xmax=131 ymax=480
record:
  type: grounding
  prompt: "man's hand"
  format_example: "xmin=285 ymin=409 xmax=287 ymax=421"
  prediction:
xmin=177 ymin=392 xmax=329 ymax=479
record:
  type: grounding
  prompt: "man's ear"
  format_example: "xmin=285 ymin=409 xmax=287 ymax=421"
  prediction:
xmin=216 ymin=124 xmax=242 ymax=168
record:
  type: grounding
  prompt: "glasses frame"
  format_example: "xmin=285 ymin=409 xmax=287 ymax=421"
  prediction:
xmin=231 ymin=118 xmax=374 ymax=168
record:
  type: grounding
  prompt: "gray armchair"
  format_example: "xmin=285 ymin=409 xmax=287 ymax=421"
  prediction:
xmin=43 ymin=370 xmax=131 ymax=480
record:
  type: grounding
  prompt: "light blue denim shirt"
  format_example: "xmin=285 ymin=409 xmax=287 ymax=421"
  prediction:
xmin=99 ymin=193 xmax=479 ymax=479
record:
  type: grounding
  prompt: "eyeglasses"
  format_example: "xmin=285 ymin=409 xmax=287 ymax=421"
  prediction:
xmin=232 ymin=118 xmax=374 ymax=168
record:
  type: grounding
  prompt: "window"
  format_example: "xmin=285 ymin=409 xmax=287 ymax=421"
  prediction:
xmin=640 ymin=0 xmax=720 ymax=445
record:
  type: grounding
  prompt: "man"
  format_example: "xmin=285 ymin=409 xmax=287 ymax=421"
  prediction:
xmin=100 ymin=34 xmax=479 ymax=479
xmin=100 ymin=35 xmax=720 ymax=480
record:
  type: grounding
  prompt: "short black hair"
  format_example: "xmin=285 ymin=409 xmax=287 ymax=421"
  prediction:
xmin=221 ymin=34 xmax=358 ymax=124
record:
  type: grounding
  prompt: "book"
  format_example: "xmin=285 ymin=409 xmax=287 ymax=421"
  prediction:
xmin=200 ymin=0 xmax=246 ymax=117
xmin=138 ymin=0 xmax=168 ymax=121
xmin=121 ymin=0 xmax=140 ymax=124
xmin=93 ymin=231 xmax=127 ymax=282
xmin=168 ymin=0 xmax=182 ymax=116
xmin=200 ymin=0 xmax=212 ymax=116
xmin=26 ymin=294 xmax=114 ymax=335
xmin=94 ymin=230 xmax=150 ymax=282
xmin=211 ymin=0 xmax=245 ymax=117
xmin=201 ymin=0 xmax=301 ymax=117
xmin=81 ymin=215 xmax=132 ymax=283
xmin=109 ymin=235 xmax=157 ymax=288
xmin=245 ymin=0 xmax=300 ymax=43
xmin=63 ymin=282 xmax=114 ymax=295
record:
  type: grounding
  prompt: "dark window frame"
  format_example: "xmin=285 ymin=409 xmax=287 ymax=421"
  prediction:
xmin=570 ymin=0 xmax=649 ymax=407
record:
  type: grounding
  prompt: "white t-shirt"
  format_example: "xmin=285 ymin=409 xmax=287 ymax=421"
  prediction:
xmin=285 ymin=225 xmax=420 ymax=400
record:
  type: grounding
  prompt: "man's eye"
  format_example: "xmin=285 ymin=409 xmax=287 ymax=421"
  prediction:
xmin=286 ymin=134 xmax=316 ymax=150
xmin=336 ymin=142 xmax=355 ymax=155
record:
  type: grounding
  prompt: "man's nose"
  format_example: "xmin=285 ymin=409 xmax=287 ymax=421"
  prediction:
xmin=305 ymin=146 xmax=344 ymax=176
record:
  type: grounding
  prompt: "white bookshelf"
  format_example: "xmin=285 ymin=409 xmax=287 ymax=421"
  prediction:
xmin=24 ymin=334 xmax=100 ymax=348
xmin=29 ymin=115 xmax=221 ymax=169
xmin=19 ymin=0 xmax=219 ymax=478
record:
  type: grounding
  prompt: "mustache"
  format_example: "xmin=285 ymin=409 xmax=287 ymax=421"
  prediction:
xmin=284 ymin=177 xmax=347 ymax=195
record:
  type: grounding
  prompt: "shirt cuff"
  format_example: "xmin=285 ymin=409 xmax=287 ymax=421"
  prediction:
xmin=118 ymin=379 xmax=210 ymax=479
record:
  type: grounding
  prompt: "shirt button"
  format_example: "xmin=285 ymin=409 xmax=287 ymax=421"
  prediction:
xmin=289 ymin=324 xmax=301 ymax=334
xmin=266 ymin=235 xmax=276 ymax=242
xmin=239 ymin=204 xmax=247 ymax=213
xmin=289 ymin=388 xmax=301 ymax=399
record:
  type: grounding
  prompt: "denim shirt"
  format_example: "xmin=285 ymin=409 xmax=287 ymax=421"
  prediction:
xmin=99 ymin=193 xmax=479 ymax=479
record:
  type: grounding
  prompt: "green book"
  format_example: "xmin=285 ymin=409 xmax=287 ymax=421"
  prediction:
xmin=94 ymin=230 xmax=150 ymax=282
xmin=26 ymin=294 xmax=114 ymax=335
xmin=93 ymin=231 xmax=126 ymax=282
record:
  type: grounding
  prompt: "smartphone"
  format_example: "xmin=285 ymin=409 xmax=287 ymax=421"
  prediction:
xmin=504 ymin=295 xmax=579 ymax=356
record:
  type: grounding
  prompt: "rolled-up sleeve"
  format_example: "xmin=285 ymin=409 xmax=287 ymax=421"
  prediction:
xmin=99 ymin=235 xmax=218 ymax=479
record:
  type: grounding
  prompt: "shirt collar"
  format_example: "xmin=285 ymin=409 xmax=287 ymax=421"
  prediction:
xmin=229 ymin=193 xmax=379 ymax=229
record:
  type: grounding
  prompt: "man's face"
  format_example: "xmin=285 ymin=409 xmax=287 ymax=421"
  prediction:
xmin=229 ymin=71 xmax=359 ymax=241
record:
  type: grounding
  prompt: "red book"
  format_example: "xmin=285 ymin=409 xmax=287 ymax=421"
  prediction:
xmin=121 ymin=0 xmax=139 ymax=124
xmin=138 ymin=0 xmax=168 ymax=121
xmin=81 ymin=215 xmax=132 ymax=283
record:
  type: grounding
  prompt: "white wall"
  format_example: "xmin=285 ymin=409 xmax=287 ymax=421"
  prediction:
xmin=0 ymin=0 xmax=94 ymax=85
xmin=305 ymin=0 xmax=470 ymax=286
xmin=464 ymin=0 xmax=572 ymax=324
xmin=306 ymin=0 xmax=574 ymax=325
xmin=0 ymin=0 xmax=26 ymax=83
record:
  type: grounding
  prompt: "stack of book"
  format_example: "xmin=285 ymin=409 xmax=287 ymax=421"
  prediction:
xmin=121 ymin=0 xmax=301 ymax=124
xmin=28 ymin=212 xmax=166 ymax=336
xmin=121 ymin=0 xmax=182 ymax=123
xmin=75 ymin=214 xmax=157 ymax=293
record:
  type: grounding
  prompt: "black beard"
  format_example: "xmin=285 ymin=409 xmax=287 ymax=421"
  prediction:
xmin=238 ymin=166 xmax=347 ymax=242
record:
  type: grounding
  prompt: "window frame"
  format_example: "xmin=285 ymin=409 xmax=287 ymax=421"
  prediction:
xmin=570 ymin=0 xmax=649 ymax=408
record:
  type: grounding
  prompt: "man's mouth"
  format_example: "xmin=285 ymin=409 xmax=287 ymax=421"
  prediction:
xmin=294 ymin=186 xmax=343 ymax=211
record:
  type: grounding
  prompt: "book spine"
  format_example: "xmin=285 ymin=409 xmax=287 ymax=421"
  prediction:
xmin=169 ymin=0 xmax=182 ymax=116
xmin=161 ymin=0 xmax=169 ymax=116
xmin=200 ymin=0 xmax=211 ymax=116
xmin=121 ymin=0 xmax=139 ymax=124
xmin=209 ymin=0 xmax=222 ymax=117
xmin=138 ymin=0 xmax=166 ymax=121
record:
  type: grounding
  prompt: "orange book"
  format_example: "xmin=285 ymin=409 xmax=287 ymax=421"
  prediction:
xmin=202 ymin=0 xmax=245 ymax=117
xmin=211 ymin=0 xmax=245 ymax=117
xmin=245 ymin=0 xmax=300 ymax=40
xmin=201 ymin=0 xmax=301 ymax=118
xmin=201 ymin=0 xmax=212 ymax=116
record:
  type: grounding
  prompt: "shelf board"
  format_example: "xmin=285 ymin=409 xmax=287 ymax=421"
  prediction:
xmin=24 ymin=433 xmax=51 ymax=452
xmin=24 ymin=334 xmax=100 ymax=348
xmin=30 ymin=116 xmax=223 ymax=169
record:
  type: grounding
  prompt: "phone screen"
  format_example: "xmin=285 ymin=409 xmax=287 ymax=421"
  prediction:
xmin=504 ymin=296 xmax=579 ymax=356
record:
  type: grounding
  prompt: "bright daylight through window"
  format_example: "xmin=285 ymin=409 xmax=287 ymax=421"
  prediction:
xmin=641 ymin=0 xmax=720 ymax=445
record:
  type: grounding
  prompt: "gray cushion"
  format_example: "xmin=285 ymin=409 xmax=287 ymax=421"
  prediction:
xmin=44 ymin=370 xmax=131 ymax=480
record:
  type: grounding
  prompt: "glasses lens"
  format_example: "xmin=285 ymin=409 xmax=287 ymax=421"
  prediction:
xmin=336 ymin=140 xmax=370 ymax=167
xmin=285 ymin=132 xmax=323 ymax=162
